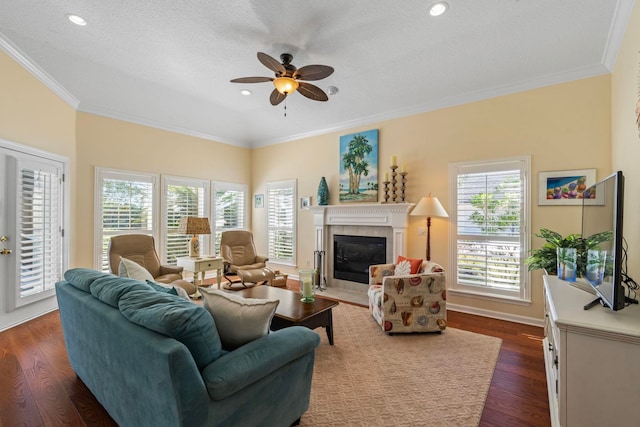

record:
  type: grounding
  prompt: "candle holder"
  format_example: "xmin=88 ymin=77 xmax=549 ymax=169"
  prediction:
xmin=400 ymin=172 xmax=408 ymax=202
xmin=383 ymin=181 xmax=391 ymax=203
xmin=299 ymin=269 xmax=316 ymax=303
xmin=390 ymin=165 xmax=398 ymax=203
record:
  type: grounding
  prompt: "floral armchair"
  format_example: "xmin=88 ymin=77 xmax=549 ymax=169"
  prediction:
xmin=368 ymin=260 xmax=446 ymax=334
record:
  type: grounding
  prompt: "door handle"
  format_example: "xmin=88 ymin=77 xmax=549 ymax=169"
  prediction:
xmin=1 ymin=249 xmax=12 ymax=255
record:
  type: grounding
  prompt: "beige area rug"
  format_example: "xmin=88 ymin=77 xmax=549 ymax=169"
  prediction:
xmin=301 ymin=303 xmax=502 ymax=427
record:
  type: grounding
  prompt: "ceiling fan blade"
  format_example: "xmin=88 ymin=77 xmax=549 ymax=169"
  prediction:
xmin=297 ymin=82 xmax=329 ymax=102
xmin=294 ymin=65 xmax=334 ymax=81
xmin=230 ymin=77 xmax=273 ymax=83
xmin=258 ymin=52 xmax=286 ymax=74
xmin=270 ymin=89 xmax=286 ymax=106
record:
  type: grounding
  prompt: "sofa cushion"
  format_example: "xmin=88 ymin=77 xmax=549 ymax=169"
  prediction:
xmin=119 ymin=290 xmax=223 ymax=368
xmin=118 ymin=257 xmax=155 ymax=281
xmin=145 ymin=279 xmax=192 ymax=300
xmin=90 ymin=276 xmax=155 ymax=308
xmin=64 ymin=268 xmax=114 ymax=293
xmin=201 ymin=288 xmax=279 ymax=350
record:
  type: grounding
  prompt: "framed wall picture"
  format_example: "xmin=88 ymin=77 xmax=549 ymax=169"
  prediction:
xmin=254 ymin=194 xmax=264 ymax=208
xmin=339 ymin=129 xmax=379 ymax=203
xmin=300 ymin=196 xmax=311 ymax=210
xmin=538 ymin=169 xmax=596 ymax=205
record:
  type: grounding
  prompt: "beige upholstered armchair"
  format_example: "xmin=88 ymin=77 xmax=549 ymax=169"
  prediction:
xmin=108 ymin=234 xmax=196 ymax=294
xmin=368 ymin=261 xmax=446 ymax=334
xmin=220 ymin=230 xmax=275 ymax=289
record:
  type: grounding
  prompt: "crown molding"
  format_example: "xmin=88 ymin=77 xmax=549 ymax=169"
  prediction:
xmin=0 ymin=33 xmax=79 ymax=109
xmin=601 ymin=0 xmax=635 ymax=70
xmin=77 ymin=103 xmax=247 ymax=148
xmin=254 ymin=63 xmax=610 ymax=148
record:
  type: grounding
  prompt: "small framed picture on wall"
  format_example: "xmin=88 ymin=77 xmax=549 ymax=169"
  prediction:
xmin=254 ymin=194 xmax=264 ymax=208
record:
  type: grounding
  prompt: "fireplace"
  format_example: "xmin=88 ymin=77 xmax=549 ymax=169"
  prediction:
xmin=310 ymin=203 xmax=414 ymax=292
xmin=334 ymin=235 xmax=386 ymax=284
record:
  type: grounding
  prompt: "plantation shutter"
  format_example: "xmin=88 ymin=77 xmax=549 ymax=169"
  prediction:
xmin=97 ymin=169 xmax=157 ymax=272
xmin=14 ymin=157 xmax=64 ymax=303
xmin=212 ymin=183 xmax=246 ymax=253
xmin=452 ymin=159 xmax=528 ymax=299
xmin=163 ymin=177 xmax=208 ymax=264
xmin=266 ymin=180 xmax=296 ymax=265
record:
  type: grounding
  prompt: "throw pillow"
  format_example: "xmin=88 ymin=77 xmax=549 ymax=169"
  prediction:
xmin=395 ymin=260 xmax=412 ymax=276
xmin=118 ymin=257 xmax=154 ymax=282
xmin=200 ymin=288 xmax=279 ymax=350
xmin=396 ymin=255 xmax=423 ymax=274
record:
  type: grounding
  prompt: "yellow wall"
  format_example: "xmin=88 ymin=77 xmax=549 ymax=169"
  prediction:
xmin=612 ymin=1 xmax=640 ymax=282
xmin=253 ymin=75 xmax=612 ymax=321
xmin=74 ymin=112 xmax=252 ymax=268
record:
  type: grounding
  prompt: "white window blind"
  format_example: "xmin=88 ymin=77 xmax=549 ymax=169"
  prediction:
xmin=266 ymin=180 xmax=296 ymax=265
xmin=15 ymin=158 xmax=64 ymax=304
xmin=450 ymin=158 xmax=529 ymax=301
xmin=162 ymin=177 xmax=209 ymax=264
xmin=212 ymin=182 xmax=247 ymax=254
xmin=95 ymin=169 xmax=158 ymax=272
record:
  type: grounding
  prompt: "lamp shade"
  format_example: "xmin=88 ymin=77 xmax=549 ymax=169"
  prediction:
xmin=410 ymin=193 xmax=448 ymax=218
xmin=273 ymin=77 xmax=299 ymax=95
xmin=178 ymin=217 xmax=211 ymax=235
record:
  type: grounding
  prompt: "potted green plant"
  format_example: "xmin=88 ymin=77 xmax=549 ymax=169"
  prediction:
xmin=525 ymin=228 xmax=613 ymax=276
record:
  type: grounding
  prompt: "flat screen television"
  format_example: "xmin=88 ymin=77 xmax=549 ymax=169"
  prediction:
xmin=580 ymin=171 xmax=635 ymax=310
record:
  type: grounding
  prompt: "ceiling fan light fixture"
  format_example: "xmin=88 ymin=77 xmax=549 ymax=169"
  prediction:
xmin=273 ymin=77 xmax=299 ymax=95
xmin=429 ymin=2 xmax=448 ymax=17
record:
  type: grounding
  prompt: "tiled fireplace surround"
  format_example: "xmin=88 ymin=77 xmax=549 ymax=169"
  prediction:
xmin=309 ymin=203 xmax=414 ymax=293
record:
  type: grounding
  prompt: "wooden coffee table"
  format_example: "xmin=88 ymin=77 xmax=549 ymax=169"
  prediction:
xmin=235 ymin=286 xmax=339 ymax=345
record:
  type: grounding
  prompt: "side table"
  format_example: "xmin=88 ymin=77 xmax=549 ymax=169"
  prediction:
xmin=176 ymin=255 xmax=224 ymax=298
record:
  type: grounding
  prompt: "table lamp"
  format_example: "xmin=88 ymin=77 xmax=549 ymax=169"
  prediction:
xmin=178 ymin=217 xmax=211 ymax=257
xmin=410 ymin=193 xmax=448 ymax=261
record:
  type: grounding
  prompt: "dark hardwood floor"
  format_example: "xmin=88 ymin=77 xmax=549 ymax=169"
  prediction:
xmin=0 ymin=281 xmax=550 ymax=426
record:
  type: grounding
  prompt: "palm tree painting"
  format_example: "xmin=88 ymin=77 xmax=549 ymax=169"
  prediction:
xmin=556 ymin=247 xmax=577 ymax=282
xmin=339 ymin=129 xmax=378 ymax=202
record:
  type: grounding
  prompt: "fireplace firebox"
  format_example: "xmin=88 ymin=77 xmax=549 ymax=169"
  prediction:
xmin=333 ymin=235 xmax=386 ymax=284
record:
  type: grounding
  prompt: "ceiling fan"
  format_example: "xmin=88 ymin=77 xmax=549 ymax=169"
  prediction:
xmin=230 ymin=52 xmax=334 ymax=106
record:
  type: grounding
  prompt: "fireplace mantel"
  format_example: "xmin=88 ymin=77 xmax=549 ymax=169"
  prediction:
xmin=310 ymin=203 xmax=415 ymax=284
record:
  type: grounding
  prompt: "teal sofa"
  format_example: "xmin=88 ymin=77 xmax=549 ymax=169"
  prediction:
xmin=55 ymin=268 xmax=320 ymax=427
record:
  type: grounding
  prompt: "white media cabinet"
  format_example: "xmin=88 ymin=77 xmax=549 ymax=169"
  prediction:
xmin=543 ymin=275 xmax=640 ymax=427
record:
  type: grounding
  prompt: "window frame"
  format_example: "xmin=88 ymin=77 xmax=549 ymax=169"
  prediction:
xmin=211 ymin=181 xmax=248 ymax=255
xmin=266 ymin=179 xmax=297 ymax=266
xmin=161 ymin=175 xmax=210 ymax=264
xmin=448 ymin=156 xmax=531 ymax=303
xmin=94 ymin=167 xmax=160 ymax=272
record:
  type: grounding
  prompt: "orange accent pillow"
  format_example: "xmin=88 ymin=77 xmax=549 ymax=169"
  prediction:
xmin=396 ymin=256 xmax=423 ymax=274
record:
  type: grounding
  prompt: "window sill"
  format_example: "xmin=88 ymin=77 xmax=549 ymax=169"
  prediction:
xmin=448 ymin=288 xmax=531 ymax=306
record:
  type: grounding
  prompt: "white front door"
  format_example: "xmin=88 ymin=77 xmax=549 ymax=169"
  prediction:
xmin=0 ymin=140 xmax=67 ymax=330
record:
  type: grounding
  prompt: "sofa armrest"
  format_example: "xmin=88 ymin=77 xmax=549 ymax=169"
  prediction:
xmin=369 ymin=263 xmax=396 ymax=286
xmin=159 ymin=264 xmax=183 ymax=276
xmin=202 ymin=326 xmax=320 ymax=401
xmin=255 ymin=255 xmax=269 ymax=263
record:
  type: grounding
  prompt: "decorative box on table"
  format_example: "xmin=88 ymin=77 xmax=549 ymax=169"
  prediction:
xmin=270 ymin=271 xmax=288 ymax=287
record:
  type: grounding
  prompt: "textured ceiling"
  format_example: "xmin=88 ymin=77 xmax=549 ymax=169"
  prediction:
xmin=0 ymin=0 xmax=634 ymax=147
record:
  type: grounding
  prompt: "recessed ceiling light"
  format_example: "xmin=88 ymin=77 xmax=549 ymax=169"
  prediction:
xmin=429 ymin=2 xmax=448 ymax=17
xmin=66 ymin=13 xmax=87 ymax=26
xmin=327 ymin=86 xmax=339 ymax=96
xmin=240 ymin=89 xmax=252 ymax=96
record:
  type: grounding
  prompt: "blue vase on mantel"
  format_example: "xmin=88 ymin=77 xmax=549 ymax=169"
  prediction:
xmin=317 ymin=177 xmax=329 ymax=206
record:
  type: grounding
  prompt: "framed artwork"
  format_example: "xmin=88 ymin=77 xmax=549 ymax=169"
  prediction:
xmin=254 ymin=194 xmax=264 ymax=208
xmin=339 ymin=129 xmax=378 ymax=203
xmin=300 ymin=196 xmax=311 ymax=210
xmin=538 ymin=169 xmax=596 ymax=205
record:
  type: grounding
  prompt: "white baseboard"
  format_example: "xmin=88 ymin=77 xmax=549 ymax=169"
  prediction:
xmin=447 ymin=302 xmax=544 ymax=327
